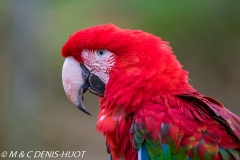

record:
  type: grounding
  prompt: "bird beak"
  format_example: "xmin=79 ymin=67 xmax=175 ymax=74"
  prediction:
xmin=62 ymin=56 xmax=105 ymax=115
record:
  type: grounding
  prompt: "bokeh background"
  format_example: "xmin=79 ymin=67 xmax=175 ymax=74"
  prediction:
xmin=1 ymin=1 xmax=239 ymax=160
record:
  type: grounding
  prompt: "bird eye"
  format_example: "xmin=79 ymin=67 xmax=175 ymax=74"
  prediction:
xmin=97 ymin=50 xmax=105 ymax=57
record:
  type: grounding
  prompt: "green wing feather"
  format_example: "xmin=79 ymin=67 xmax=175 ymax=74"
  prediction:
xmin=131 ymin=93 xmax=240 ymax=160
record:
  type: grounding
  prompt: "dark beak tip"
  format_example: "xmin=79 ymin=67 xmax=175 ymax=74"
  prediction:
xmin=83 ymin=111 xmax=92 ymax=116
xmin=77 ymin=104 xmax=92 ymax=116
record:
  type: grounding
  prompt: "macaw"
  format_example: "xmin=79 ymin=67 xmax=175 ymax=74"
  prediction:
xmin=61 ymin=24 xmax=240 ymax=160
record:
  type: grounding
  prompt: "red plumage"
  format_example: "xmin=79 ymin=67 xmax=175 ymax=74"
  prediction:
xmin=62 ymin=24 xmax=240 ymax=159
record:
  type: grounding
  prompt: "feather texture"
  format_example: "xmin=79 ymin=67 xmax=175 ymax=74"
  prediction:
xmin=130 ymin=93 xmax=240 ymax=160
xmin=61 ymin=24 xmax=240 ymax=160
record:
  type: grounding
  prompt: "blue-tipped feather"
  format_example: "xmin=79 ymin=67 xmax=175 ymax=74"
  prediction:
xmin=138 ymin=143 xmax=193 ymax=160
xmin=138 ymin=143 xmax=151 ymax=160
xmin=162 ymin=143 xmax=171 ymax=160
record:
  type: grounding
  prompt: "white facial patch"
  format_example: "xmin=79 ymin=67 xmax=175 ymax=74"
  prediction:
xmin=81 ymin=49 xmax=115 ymax=84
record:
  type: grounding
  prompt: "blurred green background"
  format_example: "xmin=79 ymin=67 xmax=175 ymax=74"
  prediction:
xmin=0 ymin=1 xmax=239 ymax=160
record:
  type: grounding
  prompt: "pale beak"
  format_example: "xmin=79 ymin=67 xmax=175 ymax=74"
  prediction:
xmin=62 ymin=56 xmax=105 ymax=115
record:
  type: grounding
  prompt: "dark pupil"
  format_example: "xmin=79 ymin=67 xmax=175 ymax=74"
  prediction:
xmin=99 ymin=50 xmax=104 ymax=55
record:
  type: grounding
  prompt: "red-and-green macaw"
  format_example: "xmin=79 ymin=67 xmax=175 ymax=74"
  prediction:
xmin=61 ymin=24 xmax=240 ymax=160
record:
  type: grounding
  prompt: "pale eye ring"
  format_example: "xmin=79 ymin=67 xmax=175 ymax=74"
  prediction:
xmin=97 ymin=49 xmax=105 ymax=57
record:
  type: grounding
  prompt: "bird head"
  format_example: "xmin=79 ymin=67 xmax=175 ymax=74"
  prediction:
xmin=62 ymin=24 xmax=191 ymax=115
